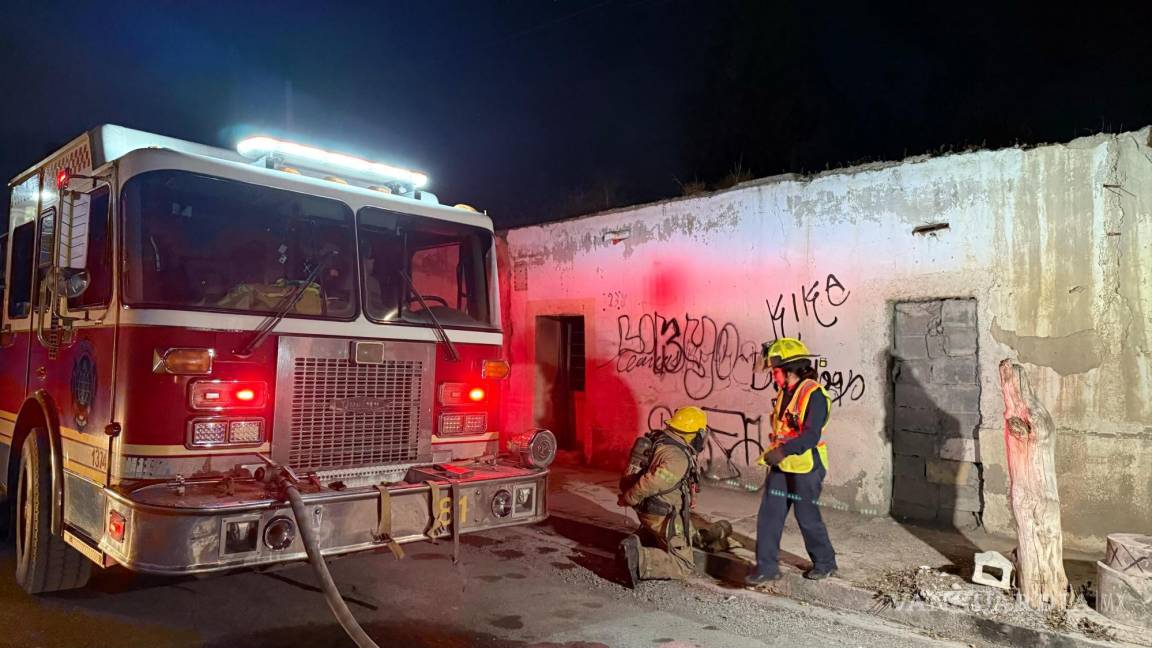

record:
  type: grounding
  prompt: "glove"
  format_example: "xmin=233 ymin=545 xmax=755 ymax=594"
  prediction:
xmin=758 ymin=448 xmax=787 ymax=466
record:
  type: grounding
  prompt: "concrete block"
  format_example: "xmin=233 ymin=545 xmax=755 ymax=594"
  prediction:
xmin=931 ymin=356 xmax=978 ymax=384
xmin=944 ymin=328 xmax=978 ymax=356
xmin=892 ymin=454 xmax=926 ymax=480
xmin=1098 ymin=560 xmax=1152 ymax=630
xmin=893 ymin=384 xmax=946 ymax=413
xmin=926 ymin=459 xmax=980 ymax=487
xmin=893 ymin=407 xmax=940 ymax=435
xmin=940 ymin=484 xmax=983 ymax=512
xmin=937 ymin=507 xmax=982 ymax=530
xmin=938 ymin=437 xmax=981 ymax=463
xmin=891 ymin=498 xmax=936 ymax=521
xmin=941 ymin=299 xmax=977 ymax=328
xmin=895 ymin=359 xmax=931 ymax=385
xmin=939 ymin=412 xmax=982 ymax=439
xmin=894 ymin=428 xmax=937 ymax=457
xmin=894 ymin=301 xmax=940 ymax=334
xmin=926 ymin=383 xmax=981 ymax=415
xmin=926 ymin=330 xmax=947 ymax=358
xmin=1105 ymin=533 xmax=1152 ymax=577
xmin=893 ymin=476 xmax=938 ymax=508
xmin=894 ymin=334 xmax=929 ymax=360
xmin=972 ymin=551 xmax=1014 ymax=590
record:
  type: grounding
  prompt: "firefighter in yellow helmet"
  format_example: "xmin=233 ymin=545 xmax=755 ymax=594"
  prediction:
xmin=616 ymin=406 xmax=707 ymax=586
xmin=746 ymin=338 xmax=838 ymax=585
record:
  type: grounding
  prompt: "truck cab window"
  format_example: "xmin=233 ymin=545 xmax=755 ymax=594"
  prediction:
xmin=67 ymin=187 xmax=112 ymax=309
xmin=358 ymin=207 xmax=493 ymax=328
xmin=6 ymin=222 xmax=35 ymax=319
xmin=121 ymin=170 xmax=357 ymax=319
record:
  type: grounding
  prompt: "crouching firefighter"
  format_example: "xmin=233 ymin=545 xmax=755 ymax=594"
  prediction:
xmin=616 ymin=407 xmax=708 ymax=586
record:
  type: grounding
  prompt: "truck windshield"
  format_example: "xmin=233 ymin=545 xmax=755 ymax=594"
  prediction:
xmin=358 ymin=207 xmax=493 ymax=328
xmin=122 ymin=170 xmax=357 ymax=319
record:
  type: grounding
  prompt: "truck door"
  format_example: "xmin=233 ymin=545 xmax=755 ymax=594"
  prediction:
xmin=1 ymin=219 xmax=37 ymax=480
xmin=29 ymin=184 xmax=115 ymax=486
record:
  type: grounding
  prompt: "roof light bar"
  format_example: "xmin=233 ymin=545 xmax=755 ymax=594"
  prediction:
xmin=236 ymin=136 xmax=429 ymax=189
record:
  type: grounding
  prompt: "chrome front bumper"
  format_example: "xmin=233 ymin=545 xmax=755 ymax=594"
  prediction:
xmin=98 ymin=464 xmax=548 ymax=575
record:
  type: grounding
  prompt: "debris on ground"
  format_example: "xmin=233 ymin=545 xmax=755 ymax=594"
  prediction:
xmin=869 ymin=564 xmax=1136 ymax=645
xmin=1076 ymin=617 xmax=1117 ymax=642
xmin=1045 ymin=606 xmax=1069 ymax=631
xmin=871 ymin=566 xmax=969 ymax=608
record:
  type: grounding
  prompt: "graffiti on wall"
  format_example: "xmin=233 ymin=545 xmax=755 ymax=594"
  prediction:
xmin=820 ymin=367 xmax=866 ymax=405
xmin=766 ymin=273 xmax=851 ymax=341
xmin=603 ymin=273 xmax=865 ymax=405
xmin=605 ymin=312 xmax=770 ymax=400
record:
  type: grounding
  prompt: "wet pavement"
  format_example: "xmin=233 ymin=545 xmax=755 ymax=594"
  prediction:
xmin=0 ymin=518 xmax=970 ymax=648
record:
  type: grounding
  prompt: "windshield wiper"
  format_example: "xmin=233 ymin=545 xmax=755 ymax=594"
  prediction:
xmin=399 ymin=269 xmax=460 ymax=362
xmin=234 ymin=249 xmax=338 ymax=357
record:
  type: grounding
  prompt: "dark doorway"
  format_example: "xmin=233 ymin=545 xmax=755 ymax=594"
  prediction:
xmin=890 ymin=299 xmax=984 ymax=529
xmin=534 ymin=315 xmax=585 ymax=452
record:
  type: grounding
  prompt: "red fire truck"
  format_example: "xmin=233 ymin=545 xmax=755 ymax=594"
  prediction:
xmin=0 ymin=126 xmax=555 ymax=593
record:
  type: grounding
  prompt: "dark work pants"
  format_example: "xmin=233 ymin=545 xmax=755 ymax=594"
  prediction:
xmin=753 ymin=465 xmax=837 ymax=576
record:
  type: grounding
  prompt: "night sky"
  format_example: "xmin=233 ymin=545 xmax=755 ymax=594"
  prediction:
xmin=2 ymin=1 xmax=1150 ymax=230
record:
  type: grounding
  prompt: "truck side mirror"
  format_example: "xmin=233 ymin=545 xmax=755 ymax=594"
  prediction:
xmin=59 ymin=268 xmax=90 ymax=299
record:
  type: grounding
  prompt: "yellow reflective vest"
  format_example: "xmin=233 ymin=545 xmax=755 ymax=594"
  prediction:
xmin=769 ymin=378 xmax=831 ymax=474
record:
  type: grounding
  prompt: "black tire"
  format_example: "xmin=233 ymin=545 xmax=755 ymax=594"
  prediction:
xmin=15 ymin=429 xmax=91 ymax=593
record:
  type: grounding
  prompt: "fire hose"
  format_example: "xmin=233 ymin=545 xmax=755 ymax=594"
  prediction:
xmin=278 ymin=475 xmax=381 ymax=648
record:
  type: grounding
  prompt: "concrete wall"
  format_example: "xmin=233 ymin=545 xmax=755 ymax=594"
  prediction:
xmin=501 ymin=128 xmax=1152 ymax=553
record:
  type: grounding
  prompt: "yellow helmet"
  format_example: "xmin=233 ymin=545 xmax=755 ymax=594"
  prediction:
xmin=765 ymin=338 xmax=813 ymax=368
xmin=667 ymin=406 xmax=707 ymax=437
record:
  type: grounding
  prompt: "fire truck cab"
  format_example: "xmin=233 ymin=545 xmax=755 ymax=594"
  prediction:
xmin=0 ymin=126 xmax=555 ymax=592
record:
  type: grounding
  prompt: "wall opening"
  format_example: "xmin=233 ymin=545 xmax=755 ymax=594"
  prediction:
xmin=890 ymin=299 xmax=984 ymax=529
xmin=534 ymin=315 xmax=586 ymax=454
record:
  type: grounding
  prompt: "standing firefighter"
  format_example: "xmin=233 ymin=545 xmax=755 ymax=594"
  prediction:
xmin=746 ymin=338 xmax=839 ymax=585
xmin=616 ymin=407 xmax=708 ymax=586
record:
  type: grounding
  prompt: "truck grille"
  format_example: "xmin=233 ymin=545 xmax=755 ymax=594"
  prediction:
xmin=287 ymin=357 xmax=423 ymax=472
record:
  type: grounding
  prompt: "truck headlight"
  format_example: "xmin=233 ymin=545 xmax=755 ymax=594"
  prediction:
xmin=491 ymin=490 xmax=512 ymax=518
xmin=187 ymin=418 xmax=264 ymax=448
xmin=264 ymin=516 xmax=295 ymax=550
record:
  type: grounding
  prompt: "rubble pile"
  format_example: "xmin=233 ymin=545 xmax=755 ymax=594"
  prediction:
xmin=871 ymin=566 xmax=968 ymax=608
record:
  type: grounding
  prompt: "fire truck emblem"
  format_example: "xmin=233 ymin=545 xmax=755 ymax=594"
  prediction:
xmin=70 ymin=342 xmax=97 ymax=431
xmin=328 ymin=396 xmax=392 ymax=414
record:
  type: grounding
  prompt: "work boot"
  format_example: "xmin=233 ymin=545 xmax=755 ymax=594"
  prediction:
xmin=618 ymin=535 xmax=641 ymax=588
xmin=744 ymin=570 xmax=783 ymax=586
xmin=803 ymin=567 xmax=837 ymax=581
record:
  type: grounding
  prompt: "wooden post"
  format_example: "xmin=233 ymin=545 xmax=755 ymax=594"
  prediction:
xmin=998 ymin=359 xmax=1069 ymax=609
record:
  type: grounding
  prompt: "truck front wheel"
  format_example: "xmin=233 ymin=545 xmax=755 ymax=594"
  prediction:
xmin=15 ymin=429 xmax=91 ymax=593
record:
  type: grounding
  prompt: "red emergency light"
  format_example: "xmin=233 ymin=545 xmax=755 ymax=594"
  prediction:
xmin=108 ymin=510 xmax=126 ymax=542
xmin=56 ymin=167 xmax=72 ymax=190
xmin=468 ymin=387 xmax=486 ymax=403
xmin=189 ymin=380 xmax=267 ymax=410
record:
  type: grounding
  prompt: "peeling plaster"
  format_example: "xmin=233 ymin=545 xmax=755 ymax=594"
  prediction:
xmin=822 ymin=470 xmax=868 ymax=511
xmin=990 ymin=319 xmax=1103 ymax=376
xmin=515 ymin=202 xmax=743 ymax=264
